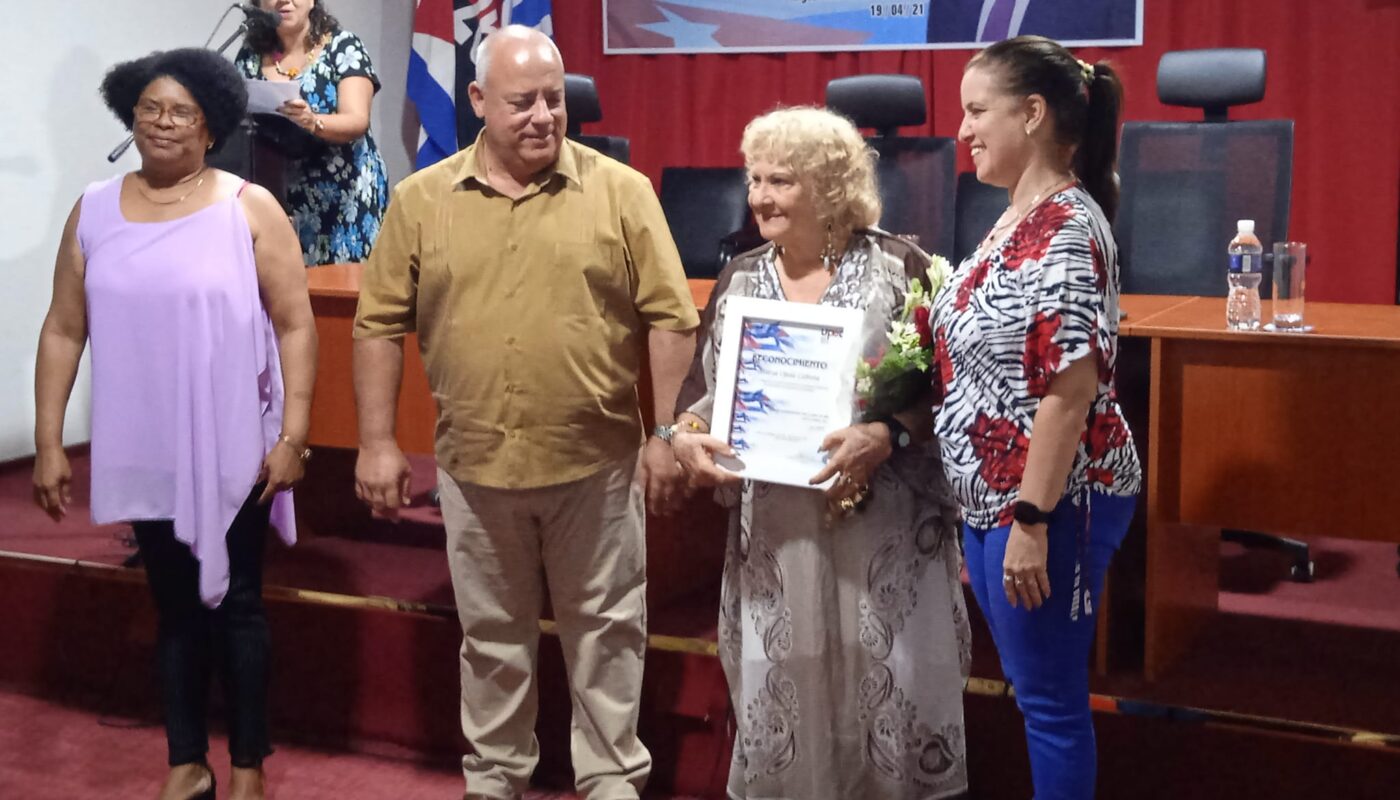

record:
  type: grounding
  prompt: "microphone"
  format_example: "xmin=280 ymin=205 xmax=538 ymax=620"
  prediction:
xmin=235 ymin=3 xmax=281 ymax=29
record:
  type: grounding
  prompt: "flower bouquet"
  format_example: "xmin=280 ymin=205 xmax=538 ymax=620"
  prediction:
xmin=855 ymin=255 xmax=953 ymax=420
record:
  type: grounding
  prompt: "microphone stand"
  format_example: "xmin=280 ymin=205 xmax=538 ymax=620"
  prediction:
xmin=106 ymin=12 xmax=251 ymax=163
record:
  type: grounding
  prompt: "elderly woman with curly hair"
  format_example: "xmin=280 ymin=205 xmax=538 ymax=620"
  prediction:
xmin=671 ymin=106 xmax=971 ymax=800
xmin=32 ymin=48 xmax=315 ymax=800
xmin=236 ymin=0 xmax=388 ymax=265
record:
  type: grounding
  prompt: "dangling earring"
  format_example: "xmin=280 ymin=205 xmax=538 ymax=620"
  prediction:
xmin=820 ymin=221 xmax=837 ymax=273
xmin=207 ymin=140 xmax=215 ymax=151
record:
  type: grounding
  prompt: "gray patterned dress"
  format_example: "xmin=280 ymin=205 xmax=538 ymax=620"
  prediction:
xmin=677 ymin=231 xmax=971 ymax=800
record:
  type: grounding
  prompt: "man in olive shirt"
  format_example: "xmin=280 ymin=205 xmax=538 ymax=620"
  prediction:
xmin=352 ymin=26 xmax=698 ymax=800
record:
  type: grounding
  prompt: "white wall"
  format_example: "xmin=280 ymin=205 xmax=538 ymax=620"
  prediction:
xmin=0 ymin=1 xmax=418 ymax=462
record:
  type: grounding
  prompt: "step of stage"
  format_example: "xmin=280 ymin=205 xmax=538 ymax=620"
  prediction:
xmin=6 ymin=548 xmax=1400 ymax=798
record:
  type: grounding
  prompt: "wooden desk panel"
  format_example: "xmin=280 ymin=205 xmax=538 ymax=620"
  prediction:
xmin=306 ymin=264 xmax=436 ymax=453
xmin=1131 ymin=296 xmax=1400 ymax=678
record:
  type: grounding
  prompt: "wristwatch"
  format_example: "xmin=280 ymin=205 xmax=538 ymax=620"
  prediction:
xmin=873 ymin=416 xmax=912 ymax=451
xmin=652 ymin=424 xmax=675 ymax=444
xmin=1012 ymin=500 xmax=1052 ymax=526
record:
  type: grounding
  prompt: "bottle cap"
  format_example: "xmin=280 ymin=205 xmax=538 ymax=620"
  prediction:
xmin=1237 ymin=219 xmax=1255 ymax=234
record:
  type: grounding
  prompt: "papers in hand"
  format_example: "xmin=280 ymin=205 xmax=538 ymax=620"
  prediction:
xmin=709 ymin=297 xmax=865 ymax=490
xmin=244 ymin=79 xmax=302 ymax=115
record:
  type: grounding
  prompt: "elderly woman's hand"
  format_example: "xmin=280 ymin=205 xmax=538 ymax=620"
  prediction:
xmin=673 ymin=429 xmax=742 ymax=489
xmin=809 ymin=422 xmax=893 ymax=506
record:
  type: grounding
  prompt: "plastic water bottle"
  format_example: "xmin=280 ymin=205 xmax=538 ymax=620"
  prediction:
xmin=1226 ymin=220 xmax=1263 ymax=331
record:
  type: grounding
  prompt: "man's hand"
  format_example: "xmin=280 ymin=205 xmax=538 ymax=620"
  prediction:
xmin=355 ymin=441 xmax=413 ymax=518
xmin=637 ymin=437 xmax=690 ymax=516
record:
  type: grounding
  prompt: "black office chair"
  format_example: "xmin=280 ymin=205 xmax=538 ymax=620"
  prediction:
xmin=953 ymin=172 xmax=1009 ymax=266
xmin=1118 ymin=49 xmax=1293 ymax=298
xmin=1119 ymin=48 xmax=1312 ymax=582
xmin=825 ymin=75 xmax=958 ymax=260
xmin=658 ymin=167 xmax=758 ymax=279
xmin=563 ymin=73 xmax=631 ymax=164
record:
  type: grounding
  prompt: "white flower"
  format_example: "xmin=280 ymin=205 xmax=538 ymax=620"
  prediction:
xmin=927 ymin=254 xmax=952 ymax=296
xmin=887 ymin=321 xmax=921 ymax=352
xmin=856 ymin=375 xmax=874 ymax=396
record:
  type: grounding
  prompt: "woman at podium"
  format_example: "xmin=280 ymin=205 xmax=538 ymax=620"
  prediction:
xmin=236 ymin=1 xmax=388 ymax=266
xmin=32 ymin=48 xmax=316 ymax=800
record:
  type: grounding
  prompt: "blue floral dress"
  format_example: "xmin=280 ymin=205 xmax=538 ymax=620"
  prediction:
xmin=236 ymin=31 xmax=389 ymax=265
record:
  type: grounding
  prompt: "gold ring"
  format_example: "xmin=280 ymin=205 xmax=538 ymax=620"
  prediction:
xmin=838 ymin=496 xmax=857 ymax=512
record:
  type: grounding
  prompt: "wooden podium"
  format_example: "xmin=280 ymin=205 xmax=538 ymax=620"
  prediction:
xmin=207 ymin=113 xmax=324 ymax=210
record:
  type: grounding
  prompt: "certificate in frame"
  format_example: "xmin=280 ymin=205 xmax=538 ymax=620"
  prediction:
xmin=710 ymin=297 xmax=866 ymax=489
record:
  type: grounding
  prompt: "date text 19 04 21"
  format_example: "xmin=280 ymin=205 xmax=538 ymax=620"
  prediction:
xmin=869 ymin=3 xmax=926 ymax=17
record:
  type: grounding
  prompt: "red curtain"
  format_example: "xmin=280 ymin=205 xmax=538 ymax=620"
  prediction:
xmin=552 ymin=0 xmax=1400 ymax=304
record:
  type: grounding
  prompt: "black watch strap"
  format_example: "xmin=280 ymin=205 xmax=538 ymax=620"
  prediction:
xmin=1013 ymin=500 xmax=1053 ymax=526
xmin=874 ymin=416 xmax=913 ymax=451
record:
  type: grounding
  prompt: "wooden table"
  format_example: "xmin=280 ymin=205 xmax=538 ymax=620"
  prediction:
xmin=307 ymin=271 xmax=1400 ymax=678
xmin=305 ymin=267 xmax=719 ymax=451
xmin=1118 ymin=295 xmax=1400 ymax=679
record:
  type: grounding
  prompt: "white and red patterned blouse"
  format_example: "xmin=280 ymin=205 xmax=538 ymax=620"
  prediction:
xmin=931 ymin=184 xmax=1142 ymax=529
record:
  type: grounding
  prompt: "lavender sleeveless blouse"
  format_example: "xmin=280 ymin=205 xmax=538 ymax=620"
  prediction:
xmin=78 ymin=175 xmax=296 ymax=608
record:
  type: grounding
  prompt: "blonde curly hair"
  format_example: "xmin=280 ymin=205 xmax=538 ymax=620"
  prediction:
xmin=740 ymin=106 xmax=881 ymax=239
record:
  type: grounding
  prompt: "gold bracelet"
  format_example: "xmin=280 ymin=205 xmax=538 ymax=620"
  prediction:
xmin=278 ymin=433 xmax=313 ymax=462
xmin=673 ymin=418 xmax=708 ymax=436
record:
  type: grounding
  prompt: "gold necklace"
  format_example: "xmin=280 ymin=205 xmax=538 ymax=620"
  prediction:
xmin=272 ymin=35 xmax=328 ymax=78
xmin=978 ymin=174 xmax=1076 ymax=253
xmin=135 ymin=167 xmax=208 ymax=206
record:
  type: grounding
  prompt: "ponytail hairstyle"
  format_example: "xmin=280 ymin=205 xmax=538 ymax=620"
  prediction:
xmin=244 ymin=2 xmax=344 ymax=55
xmin=968 ymin=35 xmax=1124 ymax=223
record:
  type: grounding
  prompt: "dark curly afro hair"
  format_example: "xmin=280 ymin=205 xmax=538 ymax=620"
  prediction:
xmin=100 ymin=48 xmax=248 ymax=155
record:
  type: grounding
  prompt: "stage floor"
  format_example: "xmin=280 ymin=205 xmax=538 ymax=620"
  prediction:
xmin=6 ymin=450 xmax=1400 ymax=739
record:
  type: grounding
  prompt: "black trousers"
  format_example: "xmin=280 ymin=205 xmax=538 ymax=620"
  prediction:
xmin=133 ymin=488 xmax=272 ymax=768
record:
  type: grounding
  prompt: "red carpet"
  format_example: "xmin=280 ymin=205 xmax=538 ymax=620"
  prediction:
xmin=0 ymin=687 xmax=460 ymax=799
xmin=0 ymin=687 xmax=706 ymax=799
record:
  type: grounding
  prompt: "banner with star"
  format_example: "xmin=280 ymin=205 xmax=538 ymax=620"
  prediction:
xmin=604 ymin=0 xmax=1141 ymax=54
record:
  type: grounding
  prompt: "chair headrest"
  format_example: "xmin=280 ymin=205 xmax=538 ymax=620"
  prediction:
xmin=565 ymin=74 xmax=602 ymax=134
xmin=825 ymin=74 xmax=926 ymax=136
xmin=1157 ymin=49 xmax=1266 ymax=119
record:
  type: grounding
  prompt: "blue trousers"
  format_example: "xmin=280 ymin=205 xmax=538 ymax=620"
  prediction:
xmin=963 ymin=492 xmax=1137 ymax=800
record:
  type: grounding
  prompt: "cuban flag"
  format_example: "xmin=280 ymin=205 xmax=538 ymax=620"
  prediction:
xmin=407 ymin=0 xmax=554 ymax=171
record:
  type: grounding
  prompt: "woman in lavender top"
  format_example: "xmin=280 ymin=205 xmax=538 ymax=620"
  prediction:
xmin=32 ymin=49 xmax=316 ymax=800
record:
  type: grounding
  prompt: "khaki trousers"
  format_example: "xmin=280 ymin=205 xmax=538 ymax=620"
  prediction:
xmin=437 ymin=453 xmax=651 ymax=800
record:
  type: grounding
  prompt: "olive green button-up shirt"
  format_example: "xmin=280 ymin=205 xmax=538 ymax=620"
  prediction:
xmin=354 ymin=136 xmax=699 ymax=489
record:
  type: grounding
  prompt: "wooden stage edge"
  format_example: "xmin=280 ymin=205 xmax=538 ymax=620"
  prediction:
xmin=5 ymin=547 xmax=1399 ymax=750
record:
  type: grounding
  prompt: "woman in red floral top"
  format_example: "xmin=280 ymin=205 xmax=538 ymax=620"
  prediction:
xmin=931 ymin=36 xmax=1143 ymax=799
